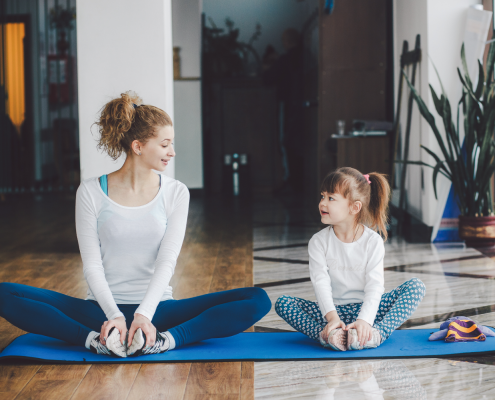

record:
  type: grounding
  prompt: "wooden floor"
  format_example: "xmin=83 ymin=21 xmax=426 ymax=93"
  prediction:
xmin=0 ymin=194 xmax=254 ymax=400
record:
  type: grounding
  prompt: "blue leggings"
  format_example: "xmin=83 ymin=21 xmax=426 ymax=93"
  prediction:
xmin=0 ymin=283 xmax=271 ymax=348
xmin=275 ymin=278 xmax=426 ymax=341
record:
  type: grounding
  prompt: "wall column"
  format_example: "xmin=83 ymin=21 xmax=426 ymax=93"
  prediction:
xmin=76 ymin=0 xmax=174 ymax=180
xmin=172 ymin=0 xmax=203 ymax=189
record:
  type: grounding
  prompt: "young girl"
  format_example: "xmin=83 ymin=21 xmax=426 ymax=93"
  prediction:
xmin=275 ymin=167 xmax=425 ymax=351
xmin=0 ymin=92 xmax=271 ymax=357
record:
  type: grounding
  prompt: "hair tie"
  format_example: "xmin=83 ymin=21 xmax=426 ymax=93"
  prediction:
xmin=363 ymin=174 xmax=371 ymax=184
xmin=133 ymin=103 xmax=138 ymax=109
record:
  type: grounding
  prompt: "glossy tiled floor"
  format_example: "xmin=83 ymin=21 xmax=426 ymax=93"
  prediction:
xmin=252 ymin=196 xmax=495 ymax=399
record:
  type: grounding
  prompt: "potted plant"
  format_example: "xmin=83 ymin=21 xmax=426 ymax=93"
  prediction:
xmin=203 ymin=17 xmax=262 ymax=78
xmin=400 ymin=41 xmax=495 ymax=246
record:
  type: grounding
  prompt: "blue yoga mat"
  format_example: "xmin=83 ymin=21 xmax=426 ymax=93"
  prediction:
xmin=1 ymin=330 xmax=495 ymax=363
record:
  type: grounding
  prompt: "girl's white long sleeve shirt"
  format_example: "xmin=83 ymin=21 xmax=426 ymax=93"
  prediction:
xmin=75 ymin=173 xmax=189 ymax=322
xmin=308 ymin=225 xmax=385 ymax=326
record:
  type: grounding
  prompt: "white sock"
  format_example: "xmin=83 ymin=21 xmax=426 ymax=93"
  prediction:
xmin=85 ymin=331 xmax=100 ymax=349
xmin=163 ymin=331 xmax=175 ymax=350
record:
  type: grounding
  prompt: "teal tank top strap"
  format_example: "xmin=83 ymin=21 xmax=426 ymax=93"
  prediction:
xmin=100 ymin=174 xmax=160 ymax=196
xmin=100 ymin=174 xmax=108 ymax=196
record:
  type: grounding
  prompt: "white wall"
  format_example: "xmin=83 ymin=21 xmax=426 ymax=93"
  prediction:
xmin=77 ymin=0 xmax=175 ymax=180
xmin=393 ymin=0 xmax=429 ymax=224
xmin=174 ymin=81 xmax=203 ymax=188
xmin=172 ymin=0 xmax=203 ymax=188
xmin=172 ymin=0 xmax=202 ymax=78
xmin=393 ymin=0 xmax=483 ymax=235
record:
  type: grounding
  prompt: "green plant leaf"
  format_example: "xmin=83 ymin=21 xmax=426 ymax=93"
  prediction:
xmin=429 ymin=54 xmax=447 ymax=95
xmin=420 ymin=145 xmax=443 ymax=165
xmin=394 ymin=159 xmax=451 ymax=180
xmin=430 ymin=85 xmax=444 ymax=116
xmin=441 ymin=95 xmax=459 ymax=159
xmin=420 ymin=145 xmax=454 ymax=179
xmin=486 ymin=41 xmax=495 ymax=92
xmin=461 ymin=42 xmax=473 ymax=90
xmin=458 ymin=68 xmax=478 ymax=102
xmin=475 ymin=59 xmax=485 ymax=99
xmin=432 ymin=160 xmax=446 ymax=199
xmin=403 ymin=71 xmax=452 ymax=163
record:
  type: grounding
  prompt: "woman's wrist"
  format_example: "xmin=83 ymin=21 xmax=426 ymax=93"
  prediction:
xmin=134 ymin=312 xmax=150 ymax=321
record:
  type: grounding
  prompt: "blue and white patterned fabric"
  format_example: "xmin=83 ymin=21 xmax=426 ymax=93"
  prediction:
xmin=275 ymin=278 xmax=426 ymax=342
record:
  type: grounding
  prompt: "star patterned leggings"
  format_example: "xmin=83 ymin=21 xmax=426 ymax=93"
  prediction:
xmin=275 ymin=278 xmax=426 ymax=342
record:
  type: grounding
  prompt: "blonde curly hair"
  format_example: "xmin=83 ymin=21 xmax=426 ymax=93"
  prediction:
xmin=95 ymin=91 xmax=173 ymax=160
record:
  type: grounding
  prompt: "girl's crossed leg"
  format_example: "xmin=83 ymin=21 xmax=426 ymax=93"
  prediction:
xmin=275 ymin=278 xmax=426 ymax=342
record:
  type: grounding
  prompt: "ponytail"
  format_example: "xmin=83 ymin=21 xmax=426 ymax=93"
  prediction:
xmin=95 ymin=91 xmax=172 ymax=160
xmin=367 ymin=172 xmax=391 ymax=240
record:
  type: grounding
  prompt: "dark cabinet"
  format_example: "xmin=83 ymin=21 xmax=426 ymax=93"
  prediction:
xmin=318 ymin=0 xmax=393 ymax=181
xmin=326 ymin=136 xmax=390 ymax=175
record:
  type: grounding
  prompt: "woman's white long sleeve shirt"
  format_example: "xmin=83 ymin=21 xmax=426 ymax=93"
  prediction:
xmin=308 ymin=225 xmax=385 ymax=326
xmin=75 ymin=173 xmax=189 ymax=322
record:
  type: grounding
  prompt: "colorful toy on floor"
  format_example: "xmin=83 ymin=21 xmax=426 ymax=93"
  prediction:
xmin=428 ymin=316 xmax=495 ymax=342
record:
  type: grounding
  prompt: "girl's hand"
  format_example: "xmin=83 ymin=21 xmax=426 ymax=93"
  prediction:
xmin=128 ymin=313 xmax=157 ymax=349
xmin=100 ymin=316 xmax=127 ymax=346
xmin=345 ymin=319 xmax=372 ymax=346
xmin=320 ymin=311 xmax=346 ymax=342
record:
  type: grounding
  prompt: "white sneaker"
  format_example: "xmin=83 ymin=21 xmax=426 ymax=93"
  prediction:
xmin=347 ymin=328 xmax=381 ymax=351
xmin=142 ymin=332 xmax=169 ymax=355
xmin=90 ymin=328 xmax=127 ymax=357
xmin=89 ymin=335 xmax=111 ymax=356
xmin=127 ymin=328 xmax=170 ymax=357
xmin=127 ymin=328 xmax=146 ymax=357
xmin=320 ymin=328 xmax=347 ymax=351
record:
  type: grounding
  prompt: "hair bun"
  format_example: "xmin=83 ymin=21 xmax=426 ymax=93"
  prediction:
xmin=94 ymin=91 xmax=172 ymax=161
xmin=95 ymin=91 xmax=143 ymax=160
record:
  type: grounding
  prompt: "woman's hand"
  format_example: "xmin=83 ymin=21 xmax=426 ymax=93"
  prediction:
xmin=320 ymin=311 xmax=346 ymax=342
xmin=345 ymin=319 xmax=372 ymax=346
xmin=128 ymin=313 xmax=157 ymax=349
xmin=100 ymin=316 xmax=127 ymax=346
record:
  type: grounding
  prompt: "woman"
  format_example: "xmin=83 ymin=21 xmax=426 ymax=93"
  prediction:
xmin=0 ymin=92 xmax=271 ymax=357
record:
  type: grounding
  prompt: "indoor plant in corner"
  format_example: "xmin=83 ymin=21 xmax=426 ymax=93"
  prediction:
xmin=402 ymin=41 xmax=495 ymax=247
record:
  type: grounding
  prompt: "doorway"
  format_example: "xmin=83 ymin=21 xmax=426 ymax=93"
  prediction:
xmin=0 ymin=0 xmax=79 ymax=197
xmin=0 ymin=16 xmax=32 ymax=192
xmin=201 ymin=0 xmax=319 ymax=198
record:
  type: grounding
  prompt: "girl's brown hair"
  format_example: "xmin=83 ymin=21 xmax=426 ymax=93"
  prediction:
xmin=320 ymin=167 xmax=391 ymax=240
xmin=95 ymin=91 xmax=173 ymax=160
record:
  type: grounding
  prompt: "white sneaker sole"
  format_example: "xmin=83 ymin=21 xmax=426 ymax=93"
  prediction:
xmin=327 ymin=328 xmax=347 ymax=351
xmin=319 ymin=328 xmax=347 ymax=351
xmin=347 ymin=328 xmax=381 ymax=351
xmin=127 ymin=328 xmax=146 ymax=356
xmin=106 ymin=328 xmax=127 ymax=357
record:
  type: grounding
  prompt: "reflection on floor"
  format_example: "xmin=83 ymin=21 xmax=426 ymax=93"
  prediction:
xmin=252 ymin=197 xmax=495 ymax=399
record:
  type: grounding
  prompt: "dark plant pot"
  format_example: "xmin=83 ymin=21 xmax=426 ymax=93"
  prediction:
xmin=458 ymin=216 xmax=495 ymax=247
